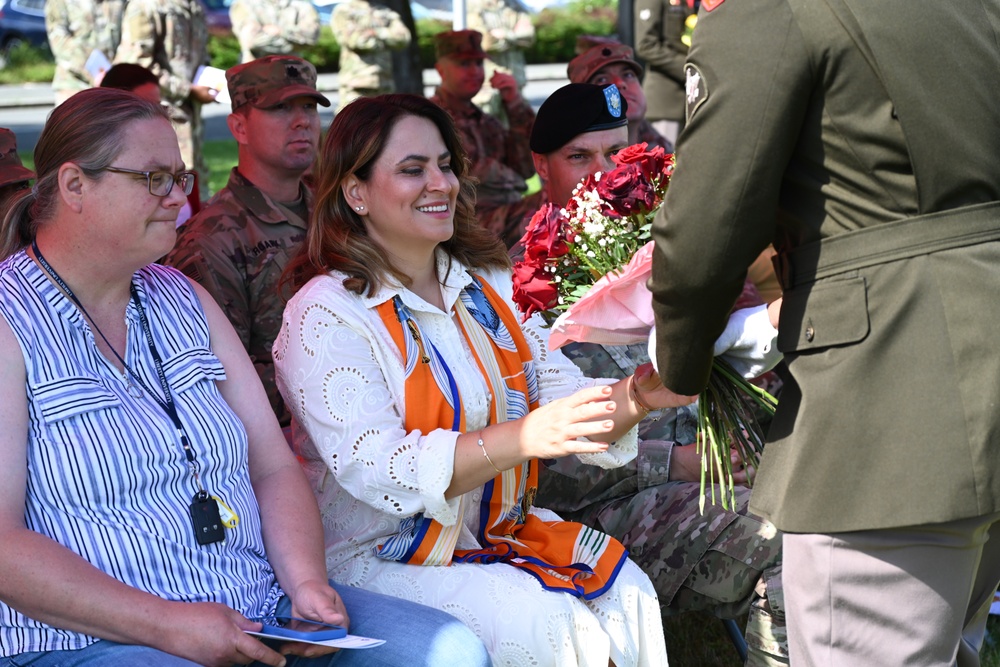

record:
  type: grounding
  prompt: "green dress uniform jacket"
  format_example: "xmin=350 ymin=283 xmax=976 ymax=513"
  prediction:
xmin=649 ymin=0 xmax=1000 ymax=534
xmin=633 ymin=0 xmax=691 ymax=122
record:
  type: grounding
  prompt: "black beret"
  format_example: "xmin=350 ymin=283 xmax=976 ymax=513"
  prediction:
xmin=530 ymin=83 xmax=629 ymax=154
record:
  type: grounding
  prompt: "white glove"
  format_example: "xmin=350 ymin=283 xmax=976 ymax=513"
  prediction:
xmin=647 ymin=304 xmax=783 ymax=379
xmin=712 ymin=304 xmax=783 ymax=379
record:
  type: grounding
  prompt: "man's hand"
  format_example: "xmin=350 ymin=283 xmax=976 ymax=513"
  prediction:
xmin=490 ymin=71 xmax=521 ymax=106
xmin=190 ymin=85 xmax=219 ymax=104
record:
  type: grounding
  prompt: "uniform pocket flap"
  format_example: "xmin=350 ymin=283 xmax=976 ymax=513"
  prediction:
xmin=162 ymin=347 xmax=227 ymax=394
xmin=777 ymin=277 xmax=869 ymax=353
xmin=34 ymin=375 xmax=121 ymax=423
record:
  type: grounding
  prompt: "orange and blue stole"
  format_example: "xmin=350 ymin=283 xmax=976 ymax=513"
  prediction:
xmin=373 ymin=275 xmax=628 ymax=599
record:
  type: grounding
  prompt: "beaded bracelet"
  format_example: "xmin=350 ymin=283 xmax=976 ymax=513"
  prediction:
xmin=477 ymin=431 xmax=502 ymax=474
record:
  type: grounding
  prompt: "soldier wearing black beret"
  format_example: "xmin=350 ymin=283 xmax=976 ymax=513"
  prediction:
xmin=529 ymin=83 xmax=630 ymax=208
xmin=649 ymin=0 xmax=1000 ymax=664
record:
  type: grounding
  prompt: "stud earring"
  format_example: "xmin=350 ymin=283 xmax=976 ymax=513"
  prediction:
xmin=355 ymin=205 xmax=365 ymax=212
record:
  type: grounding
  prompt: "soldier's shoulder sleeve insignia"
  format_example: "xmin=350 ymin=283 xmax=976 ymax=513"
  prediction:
xmin=702 ymin=0 xmax=725 ymax=10
xmin=684 ymin=63 xmax=708 ymax=123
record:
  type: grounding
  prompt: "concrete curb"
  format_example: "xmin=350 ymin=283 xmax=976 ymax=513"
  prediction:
xmin=0 ymin=62 xmax=570 ymax=109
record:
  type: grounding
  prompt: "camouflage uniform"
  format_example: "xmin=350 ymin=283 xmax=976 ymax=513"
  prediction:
xmin=229 ymin=0 xmax=320 ymax=64
xmin=45 ymin=0 xmax=125 ymax=104
xmin=164 ymin=168 xmax=310 ymax=425
xmin=430 ymin=85 xmax=535 ymax=248
xmin=329 ymin=0 xmax=411 ymax=111
xmin=466 ymin=0 xmax=534 ymax=121
xmin=537 ymin=342 xmax=789 ymax=667
xmin=116 ymin=0 xmax=210 ymax=191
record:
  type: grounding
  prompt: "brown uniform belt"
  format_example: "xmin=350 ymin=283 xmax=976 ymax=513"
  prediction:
xmin=774 ymin=200 xmax=1000 ymax=290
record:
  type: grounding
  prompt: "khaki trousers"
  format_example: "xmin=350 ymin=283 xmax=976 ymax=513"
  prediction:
xmin=782 ymin=512 xmax=1000 ymax=666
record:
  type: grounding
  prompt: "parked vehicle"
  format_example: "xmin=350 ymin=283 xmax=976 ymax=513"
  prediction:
xmin=0 ymin=0 xmax=47 ymax=67
xmin=201 ymin=0 xmax=233 ymax=37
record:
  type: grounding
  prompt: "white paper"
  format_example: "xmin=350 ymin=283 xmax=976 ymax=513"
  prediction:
xmin=194 ymin=65 xmax=230 ymax=105
xmin=245 ymin=629 xmax=386 ymax=649
xmin=85 ymin=49 xmax=113 ymax=81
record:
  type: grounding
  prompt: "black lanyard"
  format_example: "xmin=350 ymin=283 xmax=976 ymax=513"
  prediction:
xmin=31 ymin=241 xmax=208 ymax=497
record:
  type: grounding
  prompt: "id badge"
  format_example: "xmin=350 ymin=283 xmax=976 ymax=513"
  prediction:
xmin=190 ymin=492 xmax=225 ymax=545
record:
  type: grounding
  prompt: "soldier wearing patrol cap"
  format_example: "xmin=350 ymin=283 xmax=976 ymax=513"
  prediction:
xmin=0 ymin=128 xmax=35 ymax=224
xmin=430 ymin=29 xmax=536 ymax=249
xmin=566 ymin=41 xmax=672 ymax=151
xmin=165 ymin=55 xmax=330 ymax=427
xmin=528 ymin=84 xmax=789 ymax=666
xmin=650 ymin=1 xmax=1000 ymax=664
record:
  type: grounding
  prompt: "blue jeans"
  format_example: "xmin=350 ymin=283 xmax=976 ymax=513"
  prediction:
xmin=1 ymin=582 xmax=491 ymax=667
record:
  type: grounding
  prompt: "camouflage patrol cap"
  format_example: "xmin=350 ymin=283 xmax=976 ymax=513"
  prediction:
xmin=574 ymin=34 xmax=621 ymax=55
xmin=226 ymin=55 xmax=331 ymax=112
xmin=568 ymin=42 xmax=644 ymax=85
xmin=0 ymin=128 xmax=34 ymax=189
xmin=530 ymin=83 xmax=628 ymax=154
xmin=434 ymin=30 xmax=488 ymax=61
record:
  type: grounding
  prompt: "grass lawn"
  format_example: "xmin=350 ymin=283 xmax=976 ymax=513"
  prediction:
xmin=202 ymin=139 xmax=239 ymax=195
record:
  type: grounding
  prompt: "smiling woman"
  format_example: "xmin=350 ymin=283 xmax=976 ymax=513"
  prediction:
xmin=274 ymin=93 xmax=693 ymax=666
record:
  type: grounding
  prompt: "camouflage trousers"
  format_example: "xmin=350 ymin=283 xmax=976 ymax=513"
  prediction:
xmin=171 ymin=102 xmax=210 ymax=198
xmin=572 ymin=481 xmax=788 ymax=667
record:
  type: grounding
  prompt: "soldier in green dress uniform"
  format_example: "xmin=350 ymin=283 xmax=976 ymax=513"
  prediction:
xmin=649 ymin=1 xmax=1000 ymax=664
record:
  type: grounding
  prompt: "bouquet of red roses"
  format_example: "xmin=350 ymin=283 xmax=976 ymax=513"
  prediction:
xmin=512 ymin=143 xmax=776 ymax=511
xmin=513 ymin=143 xmax=673 ymax=322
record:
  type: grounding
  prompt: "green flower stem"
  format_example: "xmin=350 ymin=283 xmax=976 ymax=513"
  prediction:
xmin=696 ymin=358 xmax=778 ymax=512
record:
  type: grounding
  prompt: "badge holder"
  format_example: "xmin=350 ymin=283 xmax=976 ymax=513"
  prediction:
xmin=190 ymin=490 xmax=225 ymax=545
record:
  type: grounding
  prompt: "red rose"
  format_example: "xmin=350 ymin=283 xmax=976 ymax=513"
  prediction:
xmin=612 ymin=143 xmax=673 ymax=184
xmin=511 ymin=261 xmax=558 ymax=321
xmin=519 ymin=203 xmax=569 ymax=262
xmin=597 ymin=163 xmax=658 ymax=216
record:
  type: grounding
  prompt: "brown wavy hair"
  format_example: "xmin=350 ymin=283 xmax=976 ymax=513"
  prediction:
xmin=282 ymin=93 xmax=510 ymax=296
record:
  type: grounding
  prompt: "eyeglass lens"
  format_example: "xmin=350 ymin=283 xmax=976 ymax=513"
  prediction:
xmin=149 ymin=172 xmax=196 ymax=197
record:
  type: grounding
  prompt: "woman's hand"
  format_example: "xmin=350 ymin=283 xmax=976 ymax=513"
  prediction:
xmin=632 ymin=363 xmax=698 ymax=410
xmin=517 ymin=384 xmax=621 ymax=460
xmin=279 ymin=580 xmax=351 ymax=659
xmin=156 ymin=600 xmax=286 ymax=667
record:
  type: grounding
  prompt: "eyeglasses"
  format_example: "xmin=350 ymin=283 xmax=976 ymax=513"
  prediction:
xmin=102 ymin=166 xmax=197 ymax=197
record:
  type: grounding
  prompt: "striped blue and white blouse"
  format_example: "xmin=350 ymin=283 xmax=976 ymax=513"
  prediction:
xmin=0 ymin=251 xmax=282 ymax=656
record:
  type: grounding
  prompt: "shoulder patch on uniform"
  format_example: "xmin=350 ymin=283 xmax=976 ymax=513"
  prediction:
xmin=684 ymin=63 xmax=708 ymax=123
xmin=604 ymin=85 xmax=623 ymax=118
xmin=702 ymin=0 xmax=725 ymax=10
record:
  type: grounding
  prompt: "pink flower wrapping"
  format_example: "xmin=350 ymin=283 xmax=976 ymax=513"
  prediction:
xmin=547 ymin=241 xmax=656 ymax=350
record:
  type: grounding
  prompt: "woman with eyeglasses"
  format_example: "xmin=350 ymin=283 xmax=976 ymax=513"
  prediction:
xmin=0 ymin=88 xmax=491 ymax=667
